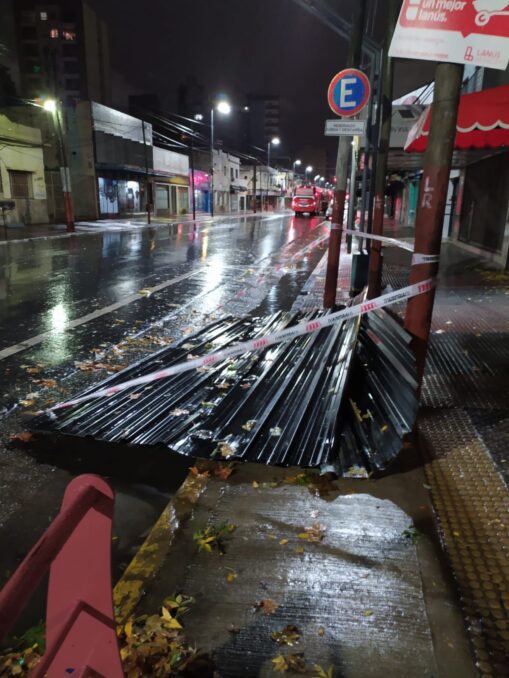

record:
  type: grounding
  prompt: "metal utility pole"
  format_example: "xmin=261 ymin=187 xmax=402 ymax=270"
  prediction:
xmin=141 ymin=120 xmax=151 ymax=224
xmin=189 ymin=133 xmax=196 ymax=220
xmin=367 ymin=0 xmax=399 ymax=298
xmin=404 ymin=62 xmax=463 ymax=385
xmin=210 ymin=108 xmax=215 ymax=217
xmin=253 ymin=160 xmax=257 ymax=213
xmin=323 ymin=0 xmax=366 ymax=308
xmin=54 ymin=105 xmax=75 ymax=233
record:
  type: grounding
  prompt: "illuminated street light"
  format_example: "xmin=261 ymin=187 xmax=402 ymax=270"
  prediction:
xmin=216 ymin=100 xmax=232 ymax=115
xmin=266 ymin=137 xmax=282 ymax=211
xmin=305 ymin=165 xmax=313 ymax=183
xmin=42 ymin=98 xmax=57 ymax=113
xmin=210 ymin=98 xmax=232 ymax=217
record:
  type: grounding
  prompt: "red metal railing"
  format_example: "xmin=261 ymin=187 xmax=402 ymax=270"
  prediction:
xmin=0 ymin=474 xmax=123 ymax=677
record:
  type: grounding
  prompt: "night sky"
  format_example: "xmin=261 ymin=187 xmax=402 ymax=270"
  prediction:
xmin=88 ymin=0 xmax=436 ymax=161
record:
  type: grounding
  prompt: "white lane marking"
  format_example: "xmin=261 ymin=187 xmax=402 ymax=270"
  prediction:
xmin=0 ymin=268 xmax=203 ymax=361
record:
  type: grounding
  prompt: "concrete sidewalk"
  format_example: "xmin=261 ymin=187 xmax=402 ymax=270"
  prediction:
xmin=108 ymin=232 xmax=509 ymax=676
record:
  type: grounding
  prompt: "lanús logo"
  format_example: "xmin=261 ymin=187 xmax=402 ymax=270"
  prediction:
xmin=473 ymin=0 xmax=509 ymax=26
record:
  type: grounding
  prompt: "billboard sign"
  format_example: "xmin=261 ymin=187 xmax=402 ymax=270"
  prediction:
xmin=389 ymin=0 xmax=509 ymax=70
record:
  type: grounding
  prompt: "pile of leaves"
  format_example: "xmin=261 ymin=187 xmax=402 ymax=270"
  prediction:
xmin=0 ymin=623 xmax=45 ymax=675
xmin=117 ymin=594 xmax=214 ymax=677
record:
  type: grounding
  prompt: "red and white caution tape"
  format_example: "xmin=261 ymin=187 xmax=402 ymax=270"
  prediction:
xmin=411 ymin=253 xmax=440 ymax=265
xmin=344 ymin=227 xmax=441 ymax=266
xmin=344 ymin=228 xmax=415 ymax=252
xmin=51 ymin=278 xmax=435 ymax=412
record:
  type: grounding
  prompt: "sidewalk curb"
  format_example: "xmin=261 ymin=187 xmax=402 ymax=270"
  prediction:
xmin=112 ymin=470 xmax=209 ymax=624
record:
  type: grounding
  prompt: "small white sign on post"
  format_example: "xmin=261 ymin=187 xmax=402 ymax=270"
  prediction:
xmin=324 ymin=119 xmax=367 ymax=136
xmin=389 ymin=0 xmax=509 ymax=70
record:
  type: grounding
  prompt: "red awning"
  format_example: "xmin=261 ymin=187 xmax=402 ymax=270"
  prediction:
xmin=405 ymin=85 xmax=509 ymax=153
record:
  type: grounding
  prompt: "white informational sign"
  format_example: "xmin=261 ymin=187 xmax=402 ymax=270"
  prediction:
xmin=324 ymin=119 xmax=367 ymax=136
xmin=389 ymin=0 xmax=509 ymax=70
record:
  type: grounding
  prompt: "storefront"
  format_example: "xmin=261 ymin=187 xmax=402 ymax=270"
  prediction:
xmin=152 ymin=147 xmax=190 ymax=218
xmin=98 ymin=177 xmax=142 ymax=216
xmin=191 ymin=170 xmax=211 ymax=214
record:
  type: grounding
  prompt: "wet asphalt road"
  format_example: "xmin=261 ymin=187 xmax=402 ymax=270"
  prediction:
xmin=0 ymin=211 xmax=329 ymax=632
xmin=0 ymin=213 xmax=328 ymax=400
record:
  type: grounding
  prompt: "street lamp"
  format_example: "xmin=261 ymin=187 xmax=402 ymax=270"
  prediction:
xmin=210 ymin=99 xmax=231 ymax=217
xmin=41 ymin=97 xmax=74 ymax=232
xmin=266 ymin=137 xmax=280 ymax=211
xmin=305 ymin=165 xmax=313 ymax=183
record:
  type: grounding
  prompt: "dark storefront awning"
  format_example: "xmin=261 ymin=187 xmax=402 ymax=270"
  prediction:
xmin=405 ymin=85 xmax=509 ymax=153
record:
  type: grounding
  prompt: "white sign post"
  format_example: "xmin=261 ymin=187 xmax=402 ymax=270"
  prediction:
xmin=324 ymin=119 xmax=367 ymax=136
xmin=389 ymin=0 xmax=509 ymax=70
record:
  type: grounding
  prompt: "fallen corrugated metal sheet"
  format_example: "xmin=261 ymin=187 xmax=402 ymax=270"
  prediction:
xmin=30 ymin=308 xmax=418 ymax=475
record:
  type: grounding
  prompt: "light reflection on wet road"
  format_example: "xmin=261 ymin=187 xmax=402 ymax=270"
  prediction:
xmin=0 ymin=213 xmax=328 ymax=403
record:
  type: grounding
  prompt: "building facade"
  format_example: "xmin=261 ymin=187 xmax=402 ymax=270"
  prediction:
xmin=213 ymin=149 xmax=242 ymax=213
xmin=0 ymin=111 xmax=48 ymax=224
xmin=11 ymin=0 xmax=110 ymax=106
xmin=153 ymin=146 xmax=189 ymax=217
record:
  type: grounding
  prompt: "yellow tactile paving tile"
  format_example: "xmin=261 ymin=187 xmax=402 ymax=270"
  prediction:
xmin=420 ymin=408 xmax=509 ymax=677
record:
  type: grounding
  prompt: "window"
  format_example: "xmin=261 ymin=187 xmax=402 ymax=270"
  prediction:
xmin=23 ymin=43 xmax=39 ymax=57
xmin=236 ymin=169 xmax=239 ymax=178
xmin=40 ymin=11 xmax=48 ymax=21
xmin=62 ymin=31 xmax=76 ymax=41
xmin=63 ymin=60 xmax=80 ymax=74
xmin=62 ymin=44 xmax=79 ymax=57
xmin=8 ymin=171 xmax=33 ymax=198
xmin=230 ymin=168 xmax=234 ymax=181
xmin=65 ymin=78 xmax=80 ymax=91
xmin=156 ymin=185 xmax=170 ymax=210
xmin=223 ymin=166 xmax=227 ymax=176
xmin=21 ymin=26 xmax=37 ymax=40
xmin=50 ymin=28 xmax=59 ymax=38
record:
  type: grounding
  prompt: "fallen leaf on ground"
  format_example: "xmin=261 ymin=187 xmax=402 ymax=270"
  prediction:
xmin=312 ymin=664 xmax=334 ymax=678
xmin=271 ymin=624 xmax=301 ymax=646
xmin=193 ymin=523 xmax=236 ymax=554
xmin=272 ymin=655 xmax=289 ymax=673
xmin=161 ymin=607 xmax=182 ymax=629
xmin=242 ymin=420 xmax=257 ymax=432
xmin=270 ymin=426 xmax=282 ymax=437
xmin=254 ymin=599 xmax=279 ymax=615
xmin=10 ymin=432 xmax=33 ymax=443
xmin=19 ymin=399 xmax=36 ymax=408
xmin=213 ymin=463 xmax=234 ymax=480
xmin=34 ymin=379 xmax=57 ymax=388
xmin=252 ymin=480 xmax=259 ymax=488
xmin=317 ymin=627 xmax=325 ymax=636
xmin=362 ymin=609 xmax=374 ymax=617
xmin=294 ymin=547 xmax=305 ymax=555
xmin=138 ymin=288 xmax=152 ymax=296
xmin=226 ymin=568 xmax=237 ymax=583
xmin=129 ymin=393 xmax=142 ymax=400
xmin=279 ymin=539 xmax=289 ymax=545
xmin=25 ymin=366 xmax=42 ymax=375
xmin=189 ymin=466 xmax=210 ymax=478
xmin=298 ymin=523 xmax=325 ymax=542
